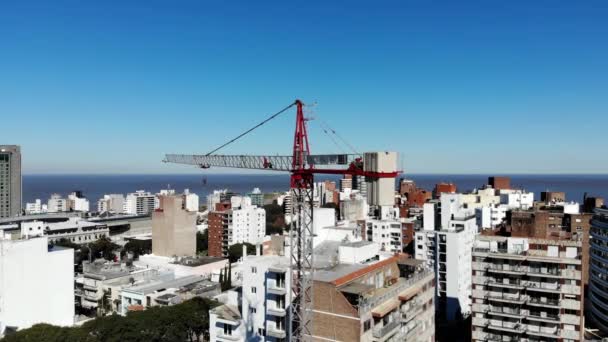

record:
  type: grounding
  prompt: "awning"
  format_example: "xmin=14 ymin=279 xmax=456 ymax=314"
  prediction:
xmin=372 ymin=298 xmax=400 ymax=318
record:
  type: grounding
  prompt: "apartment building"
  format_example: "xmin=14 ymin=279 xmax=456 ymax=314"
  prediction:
xmin=68 ymin=191 xmax=90 ymax=212
xmin=152 ymin=194 xmax=197 ymax=257
xmin=97 ymin=194 xmax=125 ymax=214
xmin=124 ymin=190 xmax=155 ymax=215
xmin=0 ymin=236 xmax=74 ymax=334
xmin=311 ymin=255 xmax=435 ymax=342
xmin=589 ymin=207 xmax=608 ymax=334
xmin=471 ymin=236 xmax=584 ymax=341
xmin=366 ymin=219 xmax=403 ymax=254
xmin=415 ymin=193 xmax=478 ymax=320
xmin=47 ymin=194 xmax=68 ymax=213
xmin=208 ymin=196 xmax=265 ymax=258
xmin=0 ymin=145 xmax=21 ymax=218
xmin=208 ymin=246 xmax=291 ymax=342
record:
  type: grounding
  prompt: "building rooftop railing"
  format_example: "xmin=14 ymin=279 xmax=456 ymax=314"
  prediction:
xmin=358 ymin=268 xmax=433 ymax=314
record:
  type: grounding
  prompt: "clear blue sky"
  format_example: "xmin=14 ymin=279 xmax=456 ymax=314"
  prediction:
xmin=1 ymin=1 xmax=607 ymax=174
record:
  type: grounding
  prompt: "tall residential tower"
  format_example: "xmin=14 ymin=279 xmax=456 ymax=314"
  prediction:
xmin=0 ymin=145 xmax=21 ymax=218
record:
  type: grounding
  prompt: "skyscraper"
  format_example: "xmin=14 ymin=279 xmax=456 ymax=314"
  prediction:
xmin=0 ymin=145 xmax=21 ymax=218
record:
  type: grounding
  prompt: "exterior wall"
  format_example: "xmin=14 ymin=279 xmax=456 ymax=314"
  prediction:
xmin=0 ymin=145 xmax=21 ymax=218
xmin=488 ymin=176 xmax=510 ymax=190
xmin=312 ymin=281 xmax=361 ymax=342
xmin=124 ymin=191 xmax=155 ymax=215
xmin=434 ymin=183 xmax=457 ymax=198
xmin=152 ymin=195 xmax=197 ymax=257
xmin=0 ymin=237 xmax=74 ymax=333
xmin=364 ymin=152 xmax=397 ymax=207
xmin=208 ymin=211 xmax=228 ymax=257
xmin=366 ymin=219 xmax=403 ymax=253
xmin=541 ymin=191 xmax=566 ymax=204
xmin=589 ymin=208 xmax=608 ymax=334
xmin=471 ymin=236 xmax=584 ymax=342
xmin=312 ymin=262 xmax=435 ymax=342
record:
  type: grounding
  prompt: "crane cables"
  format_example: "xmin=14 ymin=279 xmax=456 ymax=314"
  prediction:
xmin=316 ymin=117 xmax=360 ymax=156
xmin=205 ymin=101 xmax=297 ymax=156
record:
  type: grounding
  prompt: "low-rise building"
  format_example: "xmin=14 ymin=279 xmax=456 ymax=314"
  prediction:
xmin=120 ymin=275 xmax=219 ymax=315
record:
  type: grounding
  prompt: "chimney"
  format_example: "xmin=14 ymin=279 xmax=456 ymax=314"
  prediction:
xmin=243 ymin=244 xmax=248 ymax=261
xmin=256 ymin=244 xmax=261 ymax=256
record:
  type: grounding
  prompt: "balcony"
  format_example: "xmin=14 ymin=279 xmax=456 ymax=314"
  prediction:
xmin=358 ymin=270 xmax=433 ymax=314
xmin=486 ymin=279 xmax=524 ymax=290
xmin=267 ymin=326 xmax=287 ymax=339
xmin=267 ymin=282 xmax=287 ymax=296
xmin=526 ymin=268 xmax=561 ymax=278
xmin=527 ymin=297 xmax=560 ymax=308
xmin=526 ymin=325 xmax=559 ymax=338
xmin=526 ymin=312 xmax=560 ymax=323
xmin=486 ymin=264 xmax=526 ymax=275
xmin=372 ymin=319 xmax=400 ymax=339
xmin=486 ymin=292 xmax=527 ymax=304
xmin=487 ymin=306 xmax=523 ymax=319
xmin=217 ymin=332 xmax=241 ymax=341
xmin=487 ymin=321 xmax=525 ymax=334
xmin=267 ymin=306 xmax=287 ymax=317
xmin=523 ymin=281 xmax=561 ymax=294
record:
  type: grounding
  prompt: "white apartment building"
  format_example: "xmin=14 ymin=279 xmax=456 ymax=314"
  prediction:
xmin=209 ymin=246 xmax=291 ymax=342
xmin=68 ymin=192 xmax=90 ymax=212
xmin=366 ymin=218 xmax=403 ymax=253
xmin=97 ymin=194 xmax=125 ymax=214
xmin=124 ymin=190 xmax=155 ymax=215
xmin=47 ymin=194 xmax=68 ymax=213
xmin=229 ymin=196 xmax=266 ymax=246
xmin=415 ymin=193 xmax=478 ymax=320
xmin=436 ymin=210 xmax=477 ymax=320
xmin=207 ymin=189 xmax=228 ymax=211
xmin=0 ymin=236 xmax=74 ymax=334
xmin=25 ymin=199 xmax=47 ymax=214
xmin=471 ymin=236 xmax=583 ymax=342
xmin=340 ymin=193 xmax=368 ymax=221
xmin=183 ymin=189 xmax=199 ymax=212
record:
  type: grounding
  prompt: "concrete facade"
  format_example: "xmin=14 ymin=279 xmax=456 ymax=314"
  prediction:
xmin=152 ymin=195 xmax=197 ymax=257
xmin=471 ymin=236 xmax=584 ymax=342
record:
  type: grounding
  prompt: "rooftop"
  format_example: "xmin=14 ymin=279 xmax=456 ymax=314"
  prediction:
xmin=123 ymin=275 xmax=207 ymax=295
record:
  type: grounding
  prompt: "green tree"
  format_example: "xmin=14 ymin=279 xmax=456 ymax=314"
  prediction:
xmin=227 ymin=242 xmax=255 ymax=263
xmin=264 ymin=203 xmax=287 ymax=235
xmin=196 ymin=230 xmax=208 ymax=253
xmin=90 ymin=237 xmax=120 ymax=261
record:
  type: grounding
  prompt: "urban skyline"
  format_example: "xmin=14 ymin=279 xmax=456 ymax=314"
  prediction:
xmin=2 ymin=1 xmax=608 ymax=174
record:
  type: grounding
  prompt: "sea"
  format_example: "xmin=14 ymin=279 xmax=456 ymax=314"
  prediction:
xmin=22 ymin=174 xmax=608 ymax=205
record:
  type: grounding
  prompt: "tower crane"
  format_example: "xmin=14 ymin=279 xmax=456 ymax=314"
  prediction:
xmin=163 ymin=100 xmax=399 ymax=341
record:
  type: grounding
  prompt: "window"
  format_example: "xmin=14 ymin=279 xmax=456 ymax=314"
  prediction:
xmin=258 ymin=328 xmax=265 ymax=336
xmin=223 ymin=324 xmax=233 ymax=335
xmin=252 ymin=267 xmax=257 ymax=274
xmin=250 ymin=307 xmax=257 ymax=314
xmin=364 ymin=319 xmax=371 ymax=331
xmin=251 ymin=287 xmax=257 ymax=294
